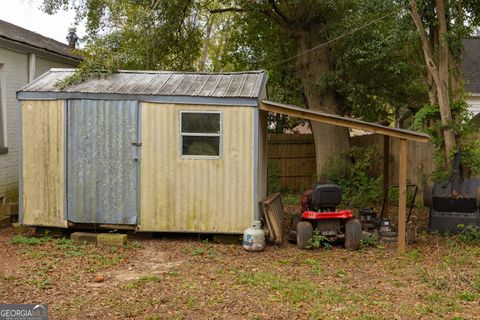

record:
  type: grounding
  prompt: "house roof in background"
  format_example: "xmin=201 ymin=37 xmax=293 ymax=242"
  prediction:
xmin=19 ymin=69 xmax=267 ymax=100
xmin=0 ymin=19 xmax=82 ymax=60
xmin=462 ymin=38 xmax=480 ymax=94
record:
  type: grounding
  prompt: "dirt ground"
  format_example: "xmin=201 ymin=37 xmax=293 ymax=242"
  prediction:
xmin=1 ymin=222 xmax=479 ymax=320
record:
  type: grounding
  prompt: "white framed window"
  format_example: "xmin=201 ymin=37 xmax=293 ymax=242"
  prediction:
xmin=180 ymin=111 xmax=221 ymax=159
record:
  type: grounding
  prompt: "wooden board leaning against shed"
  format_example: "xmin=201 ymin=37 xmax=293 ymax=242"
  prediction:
xmin=260 ymin=100 xmax=430 ymax=252
xmin=260 ymin=192 xmax=284 ymax=244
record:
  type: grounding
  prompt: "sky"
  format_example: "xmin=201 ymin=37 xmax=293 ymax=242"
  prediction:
xmin=0 ymin=0 xmax=85 ymax=44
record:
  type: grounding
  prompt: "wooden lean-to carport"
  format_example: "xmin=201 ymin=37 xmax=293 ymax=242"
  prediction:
xmin=260 ymin=100 xmax=430 ymax=252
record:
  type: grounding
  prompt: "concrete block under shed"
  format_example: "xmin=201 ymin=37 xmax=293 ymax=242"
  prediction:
xmin=97 ymin=233 xmax=127 ymax=248
xmin=71 ymin=232 xmax=98 ymax=245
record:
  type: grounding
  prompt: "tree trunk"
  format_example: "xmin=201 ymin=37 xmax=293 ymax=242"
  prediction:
xmin=435 ymin=0 xmax=456 ymax=157
xmin=295 ymin=28 xmax=350 ymax=180
xmin=409 ymin=0 xmax=456 ymax=159
xmin=199 ymin=15 xmax=215 ymax=71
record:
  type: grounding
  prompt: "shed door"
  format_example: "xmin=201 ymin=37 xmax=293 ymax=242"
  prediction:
xmin=67 ymin=100 xmax=139 ymax=224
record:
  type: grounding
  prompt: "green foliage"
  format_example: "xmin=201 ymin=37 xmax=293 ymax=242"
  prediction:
xmin=306 ymin=230 xmax=333 ymax=250
xmin=282 ymin=194 xmax=300 ymax=206
xmin=360 ymin=235 xmax=379 ymax=250
xmin=10 ymin=235 xmax=53 ymax=246
xmin=412 ymin=99 xmax=480 ymax=181
xmin=267 ymin=160 xmax=281 ymax=194
xmin=124 ymin=274 xmax=163 ymax=290
xmin=334 ymin=0 xmax=428 ymax=122
xmin=323 ymin=146 xmax=383 ymax=207
xmin=192 ymin=248 xmax=205 ymax=256
xmin=456 ymin=224 xmax=480 ymax=245
xmin=44 ymin=0 xmax=202 ymax=87
xmin=236 ymin=270 xmax=320 ymax=304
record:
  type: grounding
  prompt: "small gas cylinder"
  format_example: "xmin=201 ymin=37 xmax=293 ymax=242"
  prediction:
xmin=243 ymin=220 xmax=265 ymax=252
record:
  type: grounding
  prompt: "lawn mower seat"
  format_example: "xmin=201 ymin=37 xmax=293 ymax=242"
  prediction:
xmin=310 ymin=184 xmax=342 ymax=211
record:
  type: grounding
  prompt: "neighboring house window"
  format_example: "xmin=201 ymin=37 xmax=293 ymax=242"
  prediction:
xmin=180 ymin=111 xmax=221 ymax=158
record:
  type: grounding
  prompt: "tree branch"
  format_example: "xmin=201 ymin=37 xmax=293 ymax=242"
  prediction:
xmin=209 ymin=7 xmax=243 ymax=14
xmin=269 ymin=0 xmax=290 ymax=24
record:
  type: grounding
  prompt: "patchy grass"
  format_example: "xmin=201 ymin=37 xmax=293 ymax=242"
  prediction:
xmin=10 ymin=235 xmax=53 ymax=245
xmin=124 ymin=275 xmax=163 ymax=290
xmin=1 ymin=229 xmax=480 ymax=319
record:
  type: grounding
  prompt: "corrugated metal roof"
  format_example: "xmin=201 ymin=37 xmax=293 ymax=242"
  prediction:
xmin=19 ymin=68 xmax=267 ymax=99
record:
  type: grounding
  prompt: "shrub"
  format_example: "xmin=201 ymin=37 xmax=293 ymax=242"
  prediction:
xmin=457 ymin=224 xmax=480 ymax=244
xmin=267 ymin=160 xmax=281 ymax=194
xmin=323 ymin=146 xmax=383 ymax=207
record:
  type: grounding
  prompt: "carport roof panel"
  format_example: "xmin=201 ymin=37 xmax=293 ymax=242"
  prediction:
xmin=260 ymin=100 xmax=430 ymax=142
xmin=19 ymin=68 xmax=267 ymax=99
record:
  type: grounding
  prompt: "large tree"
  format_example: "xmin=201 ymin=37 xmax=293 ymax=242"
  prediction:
xmin=43 ymin=0 xmax=428 ymax=177
xmin=212 ymin=0 xmax=427 ymax=175
xmin=408 ymin=0 xmax=480 ymax=173
xmin=43 ymin=0 xmax=203 ymax=73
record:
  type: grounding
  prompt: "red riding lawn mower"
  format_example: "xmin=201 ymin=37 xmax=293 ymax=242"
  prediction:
xmin=288 ymin=184 xmax=362 ymax=250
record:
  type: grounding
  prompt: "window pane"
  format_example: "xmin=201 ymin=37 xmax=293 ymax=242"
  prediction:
xmin=182 ymin=113 xmax=220 ymax=133
xmin=182 ymin=136 xmax=220 ymax=156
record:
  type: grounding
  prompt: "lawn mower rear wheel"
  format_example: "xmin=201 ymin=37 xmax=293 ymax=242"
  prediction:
xmin=344 ymin=219 xmax=362 ymax=250
xmin=296 ymin=221 xmax=313 ymax=250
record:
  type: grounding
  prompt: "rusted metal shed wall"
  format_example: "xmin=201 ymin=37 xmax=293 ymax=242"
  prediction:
xmin=67 ymin=100 xmax=139 ymax=224
xmin=21 ymin=100 xmax=67 ymax=227
xmin=139 ymin=102 xmax=254 ymax=233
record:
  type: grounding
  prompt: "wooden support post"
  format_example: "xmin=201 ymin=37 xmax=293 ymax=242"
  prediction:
xmin=383 ymin=135 xmax=390 ymax=213
xmin=398 ymin=138 xmax=408 ymax=252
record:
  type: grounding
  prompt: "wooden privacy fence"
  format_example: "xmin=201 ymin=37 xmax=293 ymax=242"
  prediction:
xmin=267 ymin=133 xmax=316 ymax=192
xmin=267 ymin=133 xmax=435 ymax=192
xmin=351 ymin=134 xmax=436 ymax=186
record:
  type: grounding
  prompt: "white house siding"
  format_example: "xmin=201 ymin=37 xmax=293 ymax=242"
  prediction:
xmin=35 ymin=55 xmax=72 ymax=78
xmin=0 ymin=46 xmax=78 ymax=200
xmin=0 ymin=47 xmax=28 ymax=199
xmin=467 ymin=95 xmax=480 ymax=116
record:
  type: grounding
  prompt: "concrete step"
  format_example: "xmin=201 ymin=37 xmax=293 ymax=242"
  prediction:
xmin=71 ymin=232 xmax=98 ymax=245
xmin=97 ymin=233 xmax=127 ymax=248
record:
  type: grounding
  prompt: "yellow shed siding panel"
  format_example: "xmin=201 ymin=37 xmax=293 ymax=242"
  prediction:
xmin=139 ymin=103 xmax=254 ymax=233
xmin=22 ymin=100 xmax=66 ymax=227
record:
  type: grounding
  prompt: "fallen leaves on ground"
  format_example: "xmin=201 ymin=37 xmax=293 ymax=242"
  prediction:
xmin=0 ymin=227 xmax=479 ymax=320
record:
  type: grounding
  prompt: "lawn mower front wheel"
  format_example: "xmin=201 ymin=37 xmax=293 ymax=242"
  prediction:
xmin=296 ymin=221 xmax=313 ymax=250
xmin=344 ymin=219 xmax=362 ymax=250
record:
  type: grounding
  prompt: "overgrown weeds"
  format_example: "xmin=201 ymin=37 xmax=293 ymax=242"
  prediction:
xmin=306 ymin=230 xmax=332 ymax=250
xmin=10 ymin=235 xmax=53 ymax=245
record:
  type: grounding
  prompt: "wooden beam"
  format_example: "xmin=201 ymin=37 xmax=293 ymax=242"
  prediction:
xmin=260 ymin=101 xmax=430 ymax=142
xmin=398 ymin=138 xmax=408 ymax=252
xmin=383 ymin=136 xmax=390 ymax=214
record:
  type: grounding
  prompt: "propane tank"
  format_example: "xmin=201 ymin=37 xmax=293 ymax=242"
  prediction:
xmin=243 ymin=220 xmax=265 ymax=252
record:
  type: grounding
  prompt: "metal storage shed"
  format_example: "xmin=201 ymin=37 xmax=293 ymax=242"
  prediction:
xmin=18 ymin=69 xmax=269 ymax=234
xmin=18 ymin=68 xmax=429 ymax=251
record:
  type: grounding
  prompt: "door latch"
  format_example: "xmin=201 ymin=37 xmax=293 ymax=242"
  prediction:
xmin=131 ymin=142 xmax=142 ymax=147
